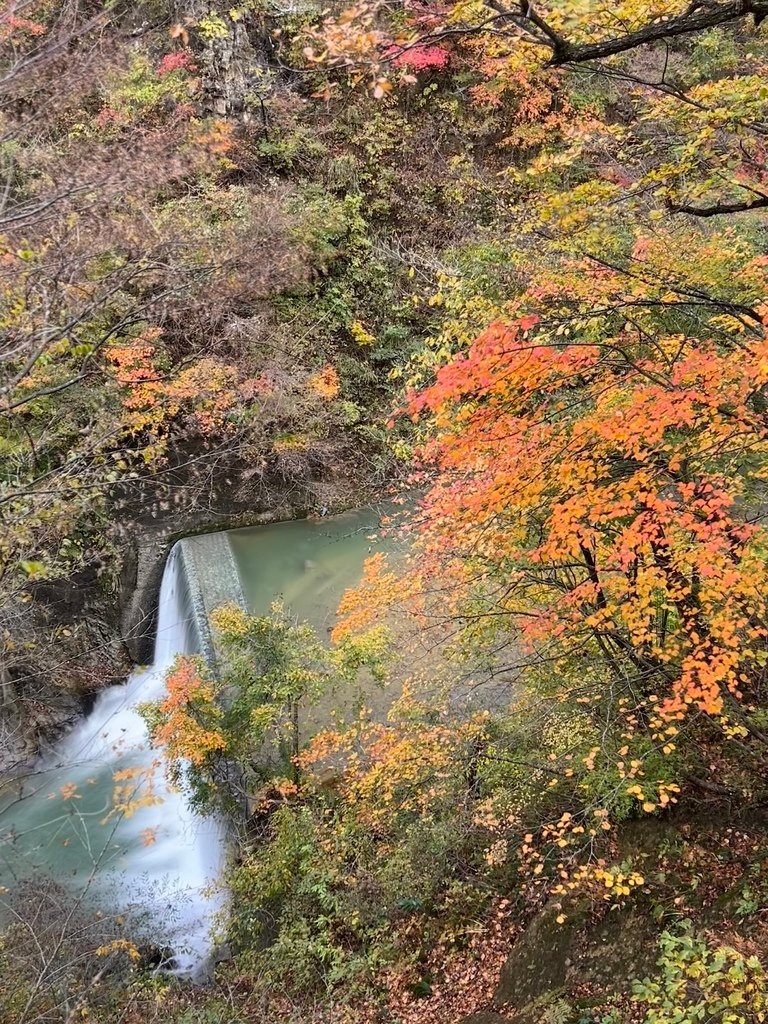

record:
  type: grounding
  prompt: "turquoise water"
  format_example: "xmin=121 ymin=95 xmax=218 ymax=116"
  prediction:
xmin=229 ymin=507 xmax=391 ymax=627
xmin=0 ymin=508 xmax=398 ymax=967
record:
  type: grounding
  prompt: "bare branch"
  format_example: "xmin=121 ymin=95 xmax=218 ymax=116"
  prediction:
xmin=667 ymin=193 xmax=768 ymax=217
xmin=539 ymin=0 xmax=768 ymax=66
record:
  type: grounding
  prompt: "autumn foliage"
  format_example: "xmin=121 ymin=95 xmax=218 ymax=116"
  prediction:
xmin=151 ymin=656 xmax=225 ymax=768
xmin=315 ymin=0 xmax=768 ymax=936
xmin=408 ymin=312 xmax=768 ymax=724
xmin=12 ymin=0 xmax=768 ymax=1019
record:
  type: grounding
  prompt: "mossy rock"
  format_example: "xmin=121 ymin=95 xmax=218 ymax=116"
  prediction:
xmin=494 ymin=903 xmax=660 ymax=1015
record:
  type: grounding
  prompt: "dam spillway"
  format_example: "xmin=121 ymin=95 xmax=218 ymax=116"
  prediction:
xmin=0 ymin=507 xmax=390 ymax=974
xmin=177 ymin=530 xmax=247 ymax=669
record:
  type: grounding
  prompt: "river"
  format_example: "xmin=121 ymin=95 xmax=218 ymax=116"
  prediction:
xmin=0 ymin=507 xmax=388 ymax=975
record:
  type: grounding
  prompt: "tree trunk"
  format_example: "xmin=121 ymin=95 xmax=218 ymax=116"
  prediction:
xmin=291 ymin=699 xmax=300 ymax=783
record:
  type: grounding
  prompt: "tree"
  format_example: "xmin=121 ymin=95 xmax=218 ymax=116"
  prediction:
xmin=143 ymin=602 xmax=389 ymax=810
xmin=323 ymin=0 xmax=768 ymax=899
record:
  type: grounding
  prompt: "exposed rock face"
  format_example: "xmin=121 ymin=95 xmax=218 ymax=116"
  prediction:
xmin=0 ymin=695 xmax=39 ymax=777
xmin=118 ymin=529 xmax=172 ymax=666
xmin=492 ymin=903 xmax=661 ymax=1021
xmin=183 ymin=0 xmax=273 ymax=122
xmin=493 ymin=907 xmax=581 ymax=1011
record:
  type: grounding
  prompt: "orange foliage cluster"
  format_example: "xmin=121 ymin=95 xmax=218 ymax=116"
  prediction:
xmin=406 ymin=310 xmax=768 ymax=724
xmin=0 ymin=1 xmax=46 ymax=44
xmin=190 ymin=118 xmax=237 ymax=158
xmin=153 ymin=656 xmax=225 ymax=765
xmin=106 ymin=330 xmax=242 ymax=451
xmin=466 ymin=44 xmax=574 ymax=149
xmin=308 ymin=363 xmax=341 ymax=400
xmin=104 ymin=765 xmax=163 ymax=823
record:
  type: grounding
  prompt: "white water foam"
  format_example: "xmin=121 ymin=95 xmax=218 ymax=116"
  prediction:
xmin=51 ymin=546 xmax=226 ymax=975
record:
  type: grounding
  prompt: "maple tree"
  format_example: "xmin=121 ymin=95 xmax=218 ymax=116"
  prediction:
xmin=405 ymin=310 xmax=768 ymax=725
xmin=310 ymin=0 xmax=768 ymax=931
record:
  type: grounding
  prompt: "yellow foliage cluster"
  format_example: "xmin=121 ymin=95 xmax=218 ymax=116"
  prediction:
xmin=333 ymin=552 xmax=404 ymax=640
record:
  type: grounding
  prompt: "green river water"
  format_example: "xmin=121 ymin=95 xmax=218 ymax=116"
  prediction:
xmin=0 ymin=507 xmax=392 ymax=971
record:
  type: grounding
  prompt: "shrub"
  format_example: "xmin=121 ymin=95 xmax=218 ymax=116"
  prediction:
xmin=633 ymin=923 xmax=767 ymax=1024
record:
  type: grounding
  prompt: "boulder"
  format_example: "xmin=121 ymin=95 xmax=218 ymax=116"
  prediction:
xmin=493 ymin=903 xmax=660 ymax=1018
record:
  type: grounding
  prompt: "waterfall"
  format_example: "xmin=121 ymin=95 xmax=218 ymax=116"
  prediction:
xmin=59 ymin=547 xmax=200 ymax=758
xmin=0 ymin=510 xmax=392 ymax=979
xmin=4 ymin=546 xmax=226 ymax=976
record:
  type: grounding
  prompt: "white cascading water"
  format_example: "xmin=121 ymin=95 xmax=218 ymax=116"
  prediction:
xmin=48 ymin=545 xmax=226 ymax=974
xmin=0 ymin=511 xmax=391 ymax=975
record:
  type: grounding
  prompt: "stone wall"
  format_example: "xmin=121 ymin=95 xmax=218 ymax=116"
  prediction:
xmin=178 ymin=531 xmax=247 ymax=669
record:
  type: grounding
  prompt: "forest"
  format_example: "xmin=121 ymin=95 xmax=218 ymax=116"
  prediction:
xmin=3 ymin=0 xmax=768 ymax=1022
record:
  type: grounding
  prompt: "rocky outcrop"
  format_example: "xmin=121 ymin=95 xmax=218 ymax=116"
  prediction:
xmin=491 ymin=903 xmax=661 ymax=1022
xmin=182 ymin=0 xmax=274 ymax=122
